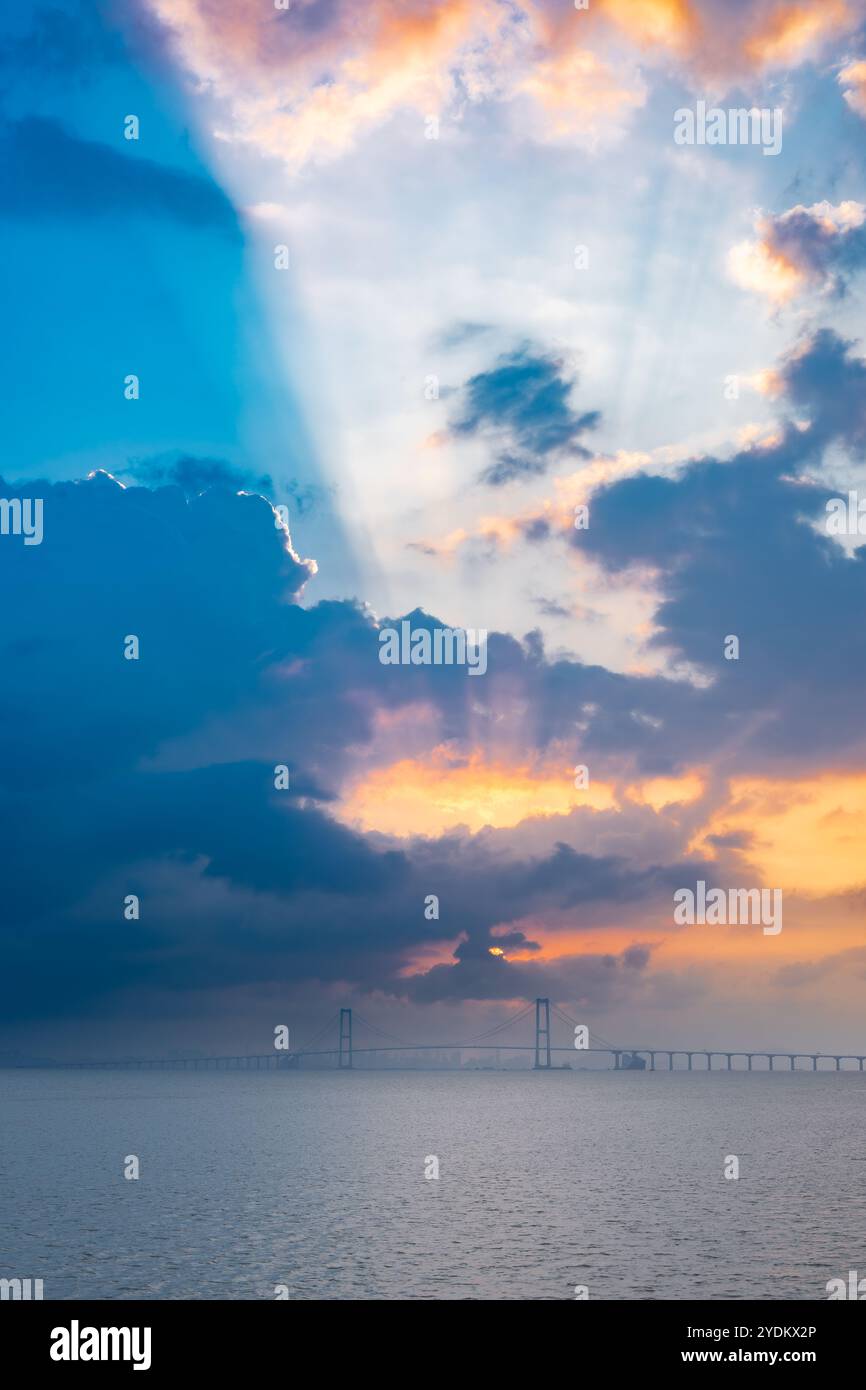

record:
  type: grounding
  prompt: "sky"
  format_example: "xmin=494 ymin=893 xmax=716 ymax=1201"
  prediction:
xmin=2 ymin=0 xmax=866 ymax=1060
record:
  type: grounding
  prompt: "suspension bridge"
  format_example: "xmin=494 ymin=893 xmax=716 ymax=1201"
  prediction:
xmin=19 ymin=1000 xmax=866 ymax=1072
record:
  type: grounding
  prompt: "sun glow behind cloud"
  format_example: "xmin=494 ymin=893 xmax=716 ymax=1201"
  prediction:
xmin=338 ymin=748 xmax=711 ymax=837
xmin=339 ymin=752 xmax=619 ymax=836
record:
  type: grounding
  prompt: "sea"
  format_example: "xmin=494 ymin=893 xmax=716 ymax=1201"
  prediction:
xmin=1 ymin=1068 xmax=863 ymax=1300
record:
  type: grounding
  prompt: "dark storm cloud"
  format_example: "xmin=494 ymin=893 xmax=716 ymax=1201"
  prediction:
xmin=574 ymin=329 xmax=866 ymax=765
xmin=403 ymin=942 xmax=655 ymax=1007
xmin=126 ymin=455 xmax=275 ymax=497
xmin=0 ymin=471 xmax=314 ymax=786
xmin=0 ymin=118 xmax=239 ymax=234
xmin=0 ymin=750 xmax=679 ymax=1020
xmin=781 ymin=327 xmax=866 ymax=451
xmin=0 ymin=469 xmax=698 ymax=1025
xmin=450 ymin=345 xmax=600 ymax=485
xmin=6 ymin=325 xmax=864 ymax=1030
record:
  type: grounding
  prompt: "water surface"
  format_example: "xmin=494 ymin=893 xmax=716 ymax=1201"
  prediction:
xmin=1 ymin=1068 xmax=862 ymax=1299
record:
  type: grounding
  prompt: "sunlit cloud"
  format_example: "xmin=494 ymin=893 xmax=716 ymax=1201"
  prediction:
xmin=689 ymin=772 xmax=866 ymax=896
xmin=742 ymin=0 xmax=851 ymax=69
xmin=338 ymin=751 xmax=620 ymax=836
xmin=727 ymin=202 xmax=866 ymax=304
xmin=625 ymin=771 xmax=705 ymax=810
xmin=839 ymin=57 xmax=866 ymax=116
xmin=143 ymin=0 xmax=865 ymax=174
xmin=727 ymin=235 xmax=806 ymax=304
xmin=516 ymin=47 xmax=646 ymax=146
xmin=598 ymin=0 xmax=698 ymax=53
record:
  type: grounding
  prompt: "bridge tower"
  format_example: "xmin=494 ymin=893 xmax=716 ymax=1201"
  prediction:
xmin=534 ymin=997 xmax=551 ymax=1069
xmin=339 ymin=1008 xmax=353 ymax=1069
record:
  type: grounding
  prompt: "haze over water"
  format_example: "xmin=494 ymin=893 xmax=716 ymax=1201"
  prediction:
xmin=2 ymin=1069 xmax=863 ymax=1301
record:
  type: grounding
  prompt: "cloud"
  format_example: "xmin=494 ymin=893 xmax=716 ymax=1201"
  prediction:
xmin=689 ymin=772 xmax=866 ymax=895
xmin=145 ymin=0 xmax=512 ymax=171
xmin=839 ymin=57 xmax=866 ymax=115
xmin=781 ymin=326 xmax=866 ymax=450
xmin=573 ymin=329 xmax=866 ymax=764
xmin=144 ymin=0 xmax=650 ymax=169
xmin=339 ymin=752 xmax=619 ymax=836
xmin=435 ymin=321 xmax=494 ymax=350
xmin=594 ymin=0 xmax=702 ymax=59
xmin=0 ymin=470 xmax=314 ymax=784
xmin=739 ymin=0 xmax=853 ymax=69
xmin=0 ymin=117 xmax=239 ymax=233
xmin=728 ymin=201 xmax=866 ymax=303
xmin=5 ymin=321 xmax=866 ymax=1033
xmin=775 ymin=944 xmax=866 ymax=988
xmin=137 ymin=0 xmax=866 ymax=174
xmin=449 ymin=346 xmax=601 ymax=485
xmin=5 ymin=422 xmax=866 ymax=1042
xmin=403 ymin=938 xmax=656 ymax=1005
xmin=0 ymin=463 xmax=721 ymax=1030
xmin=515 ymin=45 xmax=646 ymax=146
xmin=599 ymin=0 xmax=859 ymax=77
xmin=125 ymin=454 xmax=275 ymax=497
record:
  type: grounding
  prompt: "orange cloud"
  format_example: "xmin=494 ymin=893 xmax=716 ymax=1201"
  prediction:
xmin=148 ymin=0 xmax=503 ymax=169
xmin=839 ymin=58 xmax=866 ymax=117
xmin=727 ymin=236 xmax=805 ymax=304
xmin=517 ymin=47 xmax=645 ymax=144
xmin=689 ymin=771 xmax=866 ymax=896
xmin=727 ymin=201 xmax=866 ymax=304
xmin=625 ymin=771 xmax=705 ymax=810
xmin=339 ymin=751 xmax=619 ymax=836
xmin=598 ymin=0 xmax=697 ymax=52
xmin=339 ymin=751 xmax=714 ymax=838
xmin=599 ymin=0 xmax=858 ymax=79
xmin=746 ymin=367 xmax=785 ymax=398
xmin=743 ymin=0 xmax=850 ymax=68
xmin=413 ymin=450 xmax=691 ymax=559
xmin=145 ymin=0 xmax=866 ymax=169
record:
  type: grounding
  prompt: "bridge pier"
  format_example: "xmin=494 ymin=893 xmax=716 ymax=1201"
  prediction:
xmin=726 ymin=1053 xmax=732 ymax=1070
xmin=534 ymin=998 xmax=551 ymax=1069
xmin=339 ymin=1008 xmax=353 ymax=1069
xmin=687 ymin=1053 xmax=693 ymax=1070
